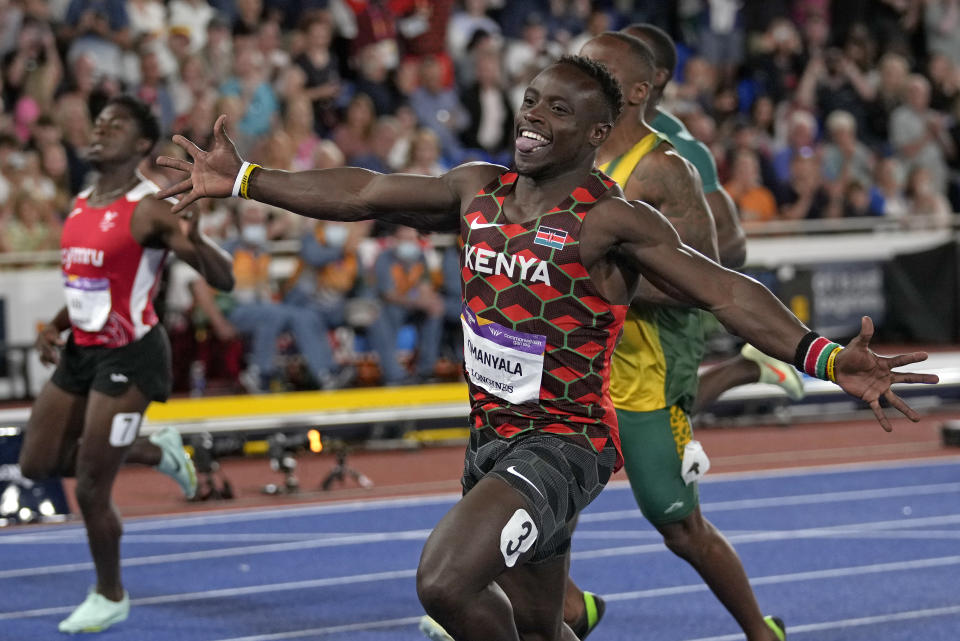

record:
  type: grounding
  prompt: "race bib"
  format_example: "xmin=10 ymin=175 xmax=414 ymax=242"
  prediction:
xmin=64 ymin=275 xmax=111 ymax=332
xmin=461 ymin=304 xmax=546 ymax=404
xmin=681 ymin=440 xmax=710 ymax=485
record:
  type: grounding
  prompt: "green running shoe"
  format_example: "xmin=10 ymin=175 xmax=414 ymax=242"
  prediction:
xmin=150 ymin=426 xmax=197 ymax=499
xmin=765 ymin=615 xmax=786 ymax=641
xmin=571 ymin=591 xmax=605 ymax=640
xmin=58 ymin=590 xmax=129 ymax=633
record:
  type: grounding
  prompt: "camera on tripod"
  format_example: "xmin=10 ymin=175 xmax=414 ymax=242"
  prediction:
xmin=262 ymin=429 xmax=373 ymax=494
xmin=189 ymin=432 xmax=234 ymax=501
xmin=263 ymin=432 xmax=302 ymax=495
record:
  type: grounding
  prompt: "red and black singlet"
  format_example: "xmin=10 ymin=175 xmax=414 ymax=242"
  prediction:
xmin=460 ymin=169 xmax=627 ymax=466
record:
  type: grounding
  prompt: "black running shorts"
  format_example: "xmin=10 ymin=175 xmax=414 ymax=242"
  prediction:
xmin=51 ymin=324 xmax=172 ymax=402
xmin=462 ymin=429 xmax=616 ymax=563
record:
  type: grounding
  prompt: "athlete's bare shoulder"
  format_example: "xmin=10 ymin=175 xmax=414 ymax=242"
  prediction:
xmin=629 ymin=143 xmax=702 ymax=204
xmin=443 ymin=161 xmax=508 ymax=202
xmin=626 ymin=143 xmax=718 ymax=259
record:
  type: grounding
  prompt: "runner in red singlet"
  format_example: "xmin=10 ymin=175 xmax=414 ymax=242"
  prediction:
xmin=18 ymin=96 xmax=234 ymax=634
xmin=158 ymin=57 xmax=937 ymax=641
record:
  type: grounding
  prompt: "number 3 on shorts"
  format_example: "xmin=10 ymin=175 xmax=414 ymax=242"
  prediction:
xmin=109 ymin=412 xmax=142 ymax=447
xmin=499 ymin=508 xmax=539 ymax=568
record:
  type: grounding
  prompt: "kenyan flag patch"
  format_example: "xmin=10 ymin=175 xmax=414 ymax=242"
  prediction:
xmin=534 ymin=225 xmax=568 ymax=250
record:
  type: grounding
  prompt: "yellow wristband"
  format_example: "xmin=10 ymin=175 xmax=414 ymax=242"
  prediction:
xmin=239 ymin=163 xmax=260 ymax=199
xmin=825 ymin=346 xmax=842 ymax=383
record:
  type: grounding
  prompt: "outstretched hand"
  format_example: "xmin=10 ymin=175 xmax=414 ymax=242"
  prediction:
xmin=156 ymin=115 xmax=242 ymax=213
xmin=834 ymin=316 xmax=939 ymax=432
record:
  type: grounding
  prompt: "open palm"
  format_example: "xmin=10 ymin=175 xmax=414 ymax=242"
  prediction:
xmin=834 ymin=316 xmax=939 ymax=431
xmin=156 ymin=115 xmax=243 ymax=213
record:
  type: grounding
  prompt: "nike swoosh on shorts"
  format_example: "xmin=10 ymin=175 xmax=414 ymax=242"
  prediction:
xmin=506 ymin=466 xmax=545 ymax=498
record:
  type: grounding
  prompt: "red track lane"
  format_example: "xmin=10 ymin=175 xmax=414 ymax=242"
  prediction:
xmin=65 ymin=412 xmax=960 ymax=520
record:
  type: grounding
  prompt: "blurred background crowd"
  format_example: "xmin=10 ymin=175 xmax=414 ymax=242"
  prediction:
xmin=1 ymin=0 xmax=958 ymax=394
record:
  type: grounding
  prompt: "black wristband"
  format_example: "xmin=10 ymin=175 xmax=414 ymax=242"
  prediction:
xmin=793 ymin=330 xmax=820 ymax=372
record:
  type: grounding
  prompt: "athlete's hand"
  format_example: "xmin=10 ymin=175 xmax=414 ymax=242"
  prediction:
xmin=833 ymin=316 xmax=939 ymax=432
xmin=156 ymin=115 xmax=242 ymax=214
xmin=177 ymin=204 xmax=203 ymax=242
xmin=36 ymin=324 xmax=65 ymax=366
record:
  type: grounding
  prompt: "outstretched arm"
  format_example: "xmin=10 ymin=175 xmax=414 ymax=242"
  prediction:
xmin=604 ymin=199 xmax=938 ymax=430
xmin=132 ymin=196 xmax=235 ymax=292
xmin=157 ymin=115 xmax=494 ymax=233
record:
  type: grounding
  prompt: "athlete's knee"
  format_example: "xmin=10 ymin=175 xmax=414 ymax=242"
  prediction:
xmin=416 ymin=560 xmax=465 ymax=619
xmin=73 ymin=467 xmax=115 ymax=513
xmin=18 ymin=442 xmax=74 ymax=480
xmin=658 ymin=511 xmax=709 ymax=560
xmin=18 ymin=454 xmax=56 ymax=482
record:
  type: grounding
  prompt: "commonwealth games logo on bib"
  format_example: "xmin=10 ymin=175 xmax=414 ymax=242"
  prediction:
xmin=534 ymin=226 xmax=568 ymax=250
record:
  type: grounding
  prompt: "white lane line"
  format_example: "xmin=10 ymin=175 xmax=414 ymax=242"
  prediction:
xmin=0 ymin=493 xmax=463 ymax=538
xmin=575 ymin=529 xmax=960 ymax=542
xmin=0 ymin=569 xmax=417 ymax=621
xmin=571 ymin=513 xmax=960 ymax=561
xmin=8 ymin=479 xmax=957 ymax=545
xmin=202 ymin=603 xmax=960 ymax=641
xmin=0 ymin=533 xmax=380 ymax=545
xmin=3 ymin=553 xmax=960 ymax=622
xmin=4 ymin=513 xmax=960 ymax=580
xmin=604 ymin=555 xmax=960 ymax=602
xmin=579 ymin=481 xmax=960 ymax=523
xmin=0 ymin=529 xmax=432 ymax=579
xmin=5 ymin=457 xmax=955 ymax=539
xmin=679 ymin=604 xmax=960 ymax=641
xmin=207 ymin=616 xmax=424 ymax=641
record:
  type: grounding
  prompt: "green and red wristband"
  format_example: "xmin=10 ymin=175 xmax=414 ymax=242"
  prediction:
xmin=794 ymin=331 xmax=843 ymax=382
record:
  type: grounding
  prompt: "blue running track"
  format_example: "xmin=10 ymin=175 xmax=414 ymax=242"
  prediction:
xmin=2 ymin=457 xmax=959 ymax=640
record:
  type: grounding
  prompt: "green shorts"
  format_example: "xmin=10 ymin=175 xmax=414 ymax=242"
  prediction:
xmin=616 ymin=406 xmax=698 ymax=525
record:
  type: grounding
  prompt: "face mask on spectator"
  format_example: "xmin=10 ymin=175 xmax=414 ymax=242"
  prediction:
xmin=241 ymin=223 xmax=268 ymax=247
xmin=324 ymin=223 xmax=349 ymax=248
xmin=395 ymin=240 xmax=421 ymax=262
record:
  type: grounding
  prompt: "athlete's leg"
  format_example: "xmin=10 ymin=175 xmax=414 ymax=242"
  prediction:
xmin=563 ymin=514 xmax=598 ymax=639
xmin=19 ymin=381 xmax=88 ymax=479
xmin=497 ymin=552 xmax=578 ymax=641
xmin=695 ymin=345 xmax=804 ymax=413
xmin=74 ymin=386 xmax=151 ymax=601
xmin=619 ymin=407 xmax=778 ymax=641
xmin=694 ymin=355 xmax=758 ymax=413
xmin=657 ymin=507 xmax=777 ymax=641
xmin=418 ymin=476 xmax=546 ymax=641
xmin=19 ymin=379 xmax=165 ymax=477
xmin=561 ymin=578 xmax=605 ymax=640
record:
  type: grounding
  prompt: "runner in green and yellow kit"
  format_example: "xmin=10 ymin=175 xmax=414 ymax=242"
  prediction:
xmin=560 ymin=31 xmax=789 ymax=641
xmin=625 ymin=22 xmax=804 ymax=414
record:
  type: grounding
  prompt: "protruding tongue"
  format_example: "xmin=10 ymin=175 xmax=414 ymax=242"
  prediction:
xmin=516 ymin=135 xmax=546 ymax=153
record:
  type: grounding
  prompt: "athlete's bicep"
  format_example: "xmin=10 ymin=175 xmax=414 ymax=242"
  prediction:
xmin=614 ymin=200 xmax=737 ymax=309
xmin=627 ymin=152 xmax=718 ymax=261
xmin=355 ymin=172 xmax=462 ymax=231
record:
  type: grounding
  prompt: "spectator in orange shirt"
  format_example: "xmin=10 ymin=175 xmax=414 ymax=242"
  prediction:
xmin=366 ymin=225 xmax=444 ymax=385
xmin=724 ymin=150 xmax=779 ymax=222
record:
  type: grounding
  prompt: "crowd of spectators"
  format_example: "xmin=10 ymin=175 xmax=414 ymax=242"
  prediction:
xmin=2 ymin=0 xmax=959 ymax=391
